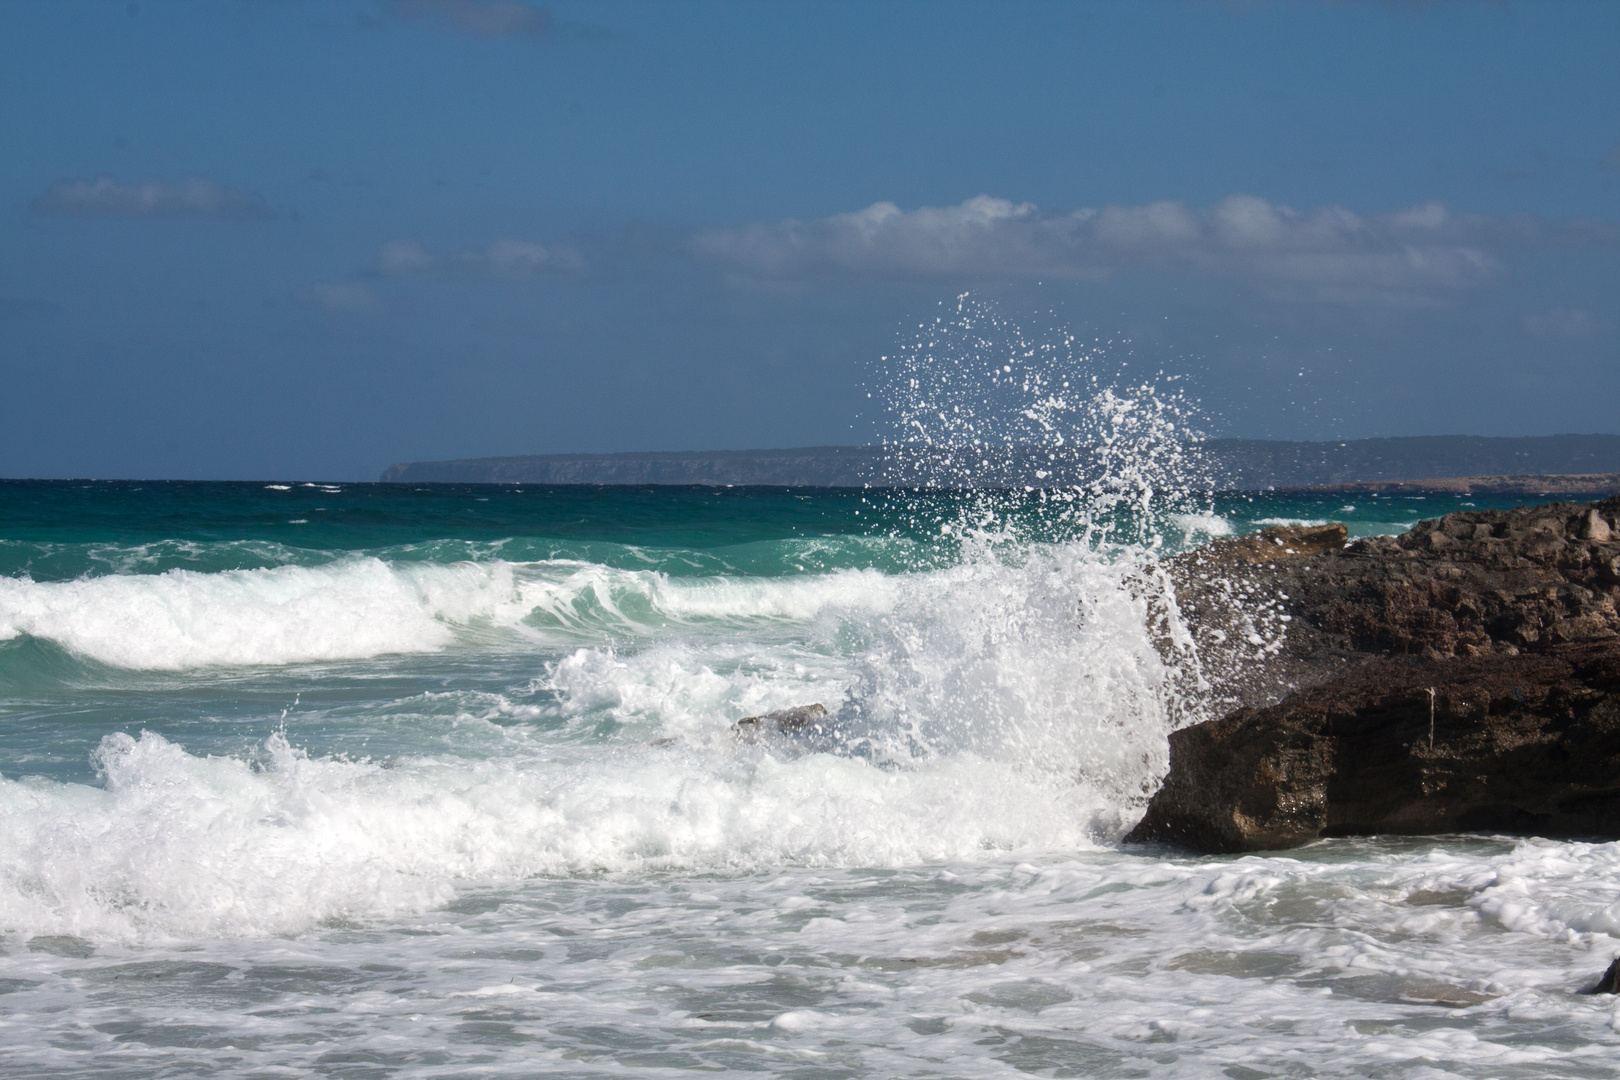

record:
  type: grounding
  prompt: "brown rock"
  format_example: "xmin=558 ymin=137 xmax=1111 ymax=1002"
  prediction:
xmin=733 ymin=703 xmax=829 ymax=744
xmin=1129 ymin=643 xmax=1620 ymax=852
xmin=1129 ymin=497 xmax=1620 ymax=852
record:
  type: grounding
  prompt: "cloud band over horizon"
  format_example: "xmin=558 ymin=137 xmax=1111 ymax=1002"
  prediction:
xmin=310 ymin=193 xmax=1618 ymax=309
xmin=691 ymin=193 xmax=1613 ymax=305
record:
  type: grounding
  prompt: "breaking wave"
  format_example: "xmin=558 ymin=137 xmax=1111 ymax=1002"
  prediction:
xmin=0 ymin=558 xmax=913 ymax=670
xmin=0 ymin=295 xmax=1233 ymax=940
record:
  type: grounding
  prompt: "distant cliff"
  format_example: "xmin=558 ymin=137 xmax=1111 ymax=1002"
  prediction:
xmin=1208 ymin=434 xmax=1620 ymax=490
xmin=381 ymin=434 xmax=1620 ymax=491
xmin=380 ymin=446 xmax=884 ymax=486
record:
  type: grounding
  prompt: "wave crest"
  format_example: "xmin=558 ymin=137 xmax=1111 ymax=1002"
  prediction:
xmin=0 ymin=558 xmax=908 ymax=671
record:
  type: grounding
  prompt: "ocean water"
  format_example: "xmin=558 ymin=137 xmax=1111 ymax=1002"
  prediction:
xmin=2 ymin=478 xmax=1617 ymax=1079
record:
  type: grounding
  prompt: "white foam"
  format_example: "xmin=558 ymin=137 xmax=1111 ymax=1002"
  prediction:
xmin=511 ymin=561 xmax=899 ymax=638
xmin=1172 ymin=511 xmax=1234 ymax=538
xmin=537 ymin=541 xmax=1204 ymax=803
xmin=6 ymin=829 xmax=1618 ymax=1074
xmin=0 ymin=728 xmax=1108 ymax=941
xmin=0 ymin=558 xmax=480 ymax=668
xmin=0 ymin=559 xmax=905 ymax=670
xmin=0 ymin=536 xmax=1212 ymax=941
xmin=1255 ymin=516 xmax=1331 ymax=527
xmin=851 ymin=544 xmax=1201 ymax=796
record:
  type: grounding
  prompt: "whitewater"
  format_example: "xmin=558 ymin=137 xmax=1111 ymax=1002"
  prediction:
xmin=2 ymin=477 xmax=1618 ymax=1079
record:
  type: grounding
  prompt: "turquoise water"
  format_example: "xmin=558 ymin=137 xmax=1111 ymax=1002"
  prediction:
xmin=0 ymin=476 xmax=1538 ymax=577
xmin=3 ymin=480 xmax=1616 ymax=1078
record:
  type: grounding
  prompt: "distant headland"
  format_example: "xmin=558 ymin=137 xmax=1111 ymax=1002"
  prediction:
xmin=382 ymin=434 xmax=1620 ymax=493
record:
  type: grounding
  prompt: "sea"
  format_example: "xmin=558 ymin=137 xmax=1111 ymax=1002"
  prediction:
xmin=2 ymin=477 xmax=1618 ymax=1079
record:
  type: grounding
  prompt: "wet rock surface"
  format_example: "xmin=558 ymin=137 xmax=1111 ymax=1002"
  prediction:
xmin=1587 ymin=956 xmax=1620 ymax=995
xmin=1129 ymin=498 xmax=1620 ymax=852
xmin=732 ymin=703 xmax=831 ymax=744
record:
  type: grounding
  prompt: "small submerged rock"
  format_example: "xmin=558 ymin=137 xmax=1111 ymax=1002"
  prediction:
xmin=732 ymin=703 xmax=830 ymax=744
xmin=649 ymin=703 xmax=837 ymax=751
xmin=1587 ymin=956 xmax=1620 ymax=995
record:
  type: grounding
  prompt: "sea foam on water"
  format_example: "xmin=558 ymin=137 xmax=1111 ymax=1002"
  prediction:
xmin=1 ymin=300 xmax=1616 ymax=1076
xmin=0 ymin=299 xmax=1234 ymax=942
xmin=0 ymin=300 xmax=1219 ymax=944
xmin=0 ymin=539 xmax=1184 ymax=940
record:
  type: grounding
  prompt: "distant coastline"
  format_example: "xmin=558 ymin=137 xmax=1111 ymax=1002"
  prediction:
xmin=1286 ymin=473 xmax=1620 ymax=497
xmin=381 ymin=434 xmax=1620 ymax=493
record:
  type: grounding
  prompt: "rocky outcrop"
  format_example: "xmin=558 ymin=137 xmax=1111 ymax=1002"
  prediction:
xmin=1128 ymin=642 xmax=1620 ymax=852
xmin=1128 ymin=498 xmax=1620 ymax=852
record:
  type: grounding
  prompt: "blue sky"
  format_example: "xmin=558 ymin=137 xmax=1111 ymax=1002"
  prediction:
xmin=1 ymin=0 xmax=1616 ymax=480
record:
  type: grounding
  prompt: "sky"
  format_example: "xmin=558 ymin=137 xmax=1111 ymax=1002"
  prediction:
xmin=1 ymin=0 xmax=1616 ymax=481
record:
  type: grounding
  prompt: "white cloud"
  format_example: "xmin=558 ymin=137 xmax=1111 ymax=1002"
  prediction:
xmin=296 ymin=282 xmax=384 ymax=314
xmin=375 ymin=237 xmax=586 ymax=280
xmin=1522 ymin=307 xmax=1602 ymax=339
xmin=693 ymin=196 xmax=1106 ymax=281
xmin=380 ymin=0 xmax=554 ymax=38
xmin=32 ymin=175 xmax=273 ymax=220
xmin=691 ymin=193 xmax=1546 ymax=304
xmin=376 ymin=239 xmax=438 ymax=277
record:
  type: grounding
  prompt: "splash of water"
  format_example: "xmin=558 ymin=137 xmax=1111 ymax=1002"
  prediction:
xmin=873 ymin=293 xmax=1212 ymax=552
xmin=845 ymin=295 xmax=1233 ymax=809
xmin=0 ymin=298 xmax=1275 ymax=945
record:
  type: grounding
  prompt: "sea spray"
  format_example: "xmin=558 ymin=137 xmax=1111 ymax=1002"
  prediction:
xmin=874 ymin=294 xmax=1212 ymax=544
xmin=0 ymin=308 xmax=1247 ymax=946
xmin=856 ymin=294 xmax=1226 ymax=802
